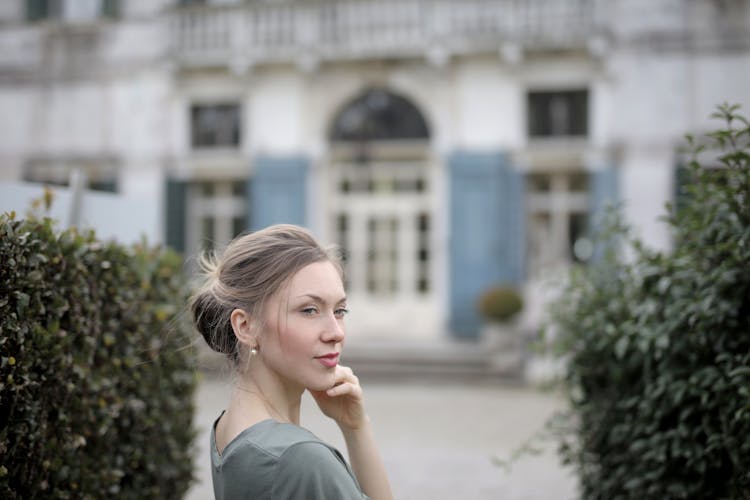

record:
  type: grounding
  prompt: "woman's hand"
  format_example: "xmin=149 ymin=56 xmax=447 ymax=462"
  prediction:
xmin=311 ymin=365 xmax=394 ymax=500
xmin=309 ymin=365 xmax=369 ymax=431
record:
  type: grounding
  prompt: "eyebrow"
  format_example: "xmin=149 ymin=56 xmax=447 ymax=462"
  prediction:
xmin=294 ymin=293 xmax=347 ymax=304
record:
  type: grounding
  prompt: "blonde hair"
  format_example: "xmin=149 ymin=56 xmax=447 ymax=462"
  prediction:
xmin=189 ymin=224 xmax=342 ymax=364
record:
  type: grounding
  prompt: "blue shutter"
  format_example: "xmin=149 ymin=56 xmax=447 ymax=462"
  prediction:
xmin=26 ymin=0 xmax=48 ymax=21
xmin=250 ymin=156 xmax=308 ymax=230
xmin=102 ymin=0 xmax=119 ymax=18
xmin=245 ymin=177 xmax=253 ymax=231
xmin=449 ymin=152 xmax=525 ymax=339
xmin=589 ymin=165 xmax=620 ymax=260
xmin=165 ymin=178 xmax=187 ymax=254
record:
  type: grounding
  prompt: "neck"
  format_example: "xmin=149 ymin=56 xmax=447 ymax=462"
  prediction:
xmin=233 ymin=368 xmax=303 ymax=426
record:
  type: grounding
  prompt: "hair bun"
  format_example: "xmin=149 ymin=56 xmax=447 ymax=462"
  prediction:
xmin=190 ymin=288 xmax=237 ymax=357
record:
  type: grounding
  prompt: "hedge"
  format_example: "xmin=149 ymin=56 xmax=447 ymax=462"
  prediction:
xmin=0 ymin=211 xmax=197 ymax=499
xmin=550 ymin=104 xmax=750 ymax=499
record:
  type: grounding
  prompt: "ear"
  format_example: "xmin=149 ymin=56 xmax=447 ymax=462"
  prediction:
xmin=230 ymin=308 xmax=258 ymax=348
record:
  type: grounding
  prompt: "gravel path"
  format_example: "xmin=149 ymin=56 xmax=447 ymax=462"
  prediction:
xmin=187 ymin=375 xmax=578 ymax=500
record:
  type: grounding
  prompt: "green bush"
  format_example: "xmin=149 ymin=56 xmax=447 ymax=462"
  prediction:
xmin=478 ymin=285 xmax=524 ymax=323
xmin=550 ymin=104 xmax=750 ymax=499
xmin=0 ymin=212 xmax=197 ymax=499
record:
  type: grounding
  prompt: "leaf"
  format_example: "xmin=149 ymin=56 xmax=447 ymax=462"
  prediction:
xmin=728 ymin=367 xmax=750 ymax=379
xmin=14 ymin=291 xmax=30 ymax=314
xmin=614 ymin=335 xmax=629 ymax=359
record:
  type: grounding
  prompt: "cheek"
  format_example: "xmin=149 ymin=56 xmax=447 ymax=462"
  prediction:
xmin=273 ymin=319 xmax=312 ymax=357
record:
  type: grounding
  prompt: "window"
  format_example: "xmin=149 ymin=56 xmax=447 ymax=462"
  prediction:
xmin=527 ymin=171 xmax=591 ymax=276
xmin=330 ymin=88 xmax=430 ymax=142
xmin=191 ymin=104 xmax=241 ymax=148
xmin=416 ymin=212 xmax=430 ymax=293
xmin=366 ymin=217 xmax=399 ymax=295
xmin=528 ymin=90 xmax=588 ymax=138
xmin=186 ymin=179 xmax=247 ymax=254
xmin=336 ymin=161 xmax=427 ymax=194
xmin=24 ymin=161 xmax=118 ymax=192
xmin=27 ymin=0 xmax=118 ymax=22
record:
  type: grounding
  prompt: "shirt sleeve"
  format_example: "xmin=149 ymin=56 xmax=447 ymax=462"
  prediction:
xmin=270 ymin=441 xmax=368 ymax=500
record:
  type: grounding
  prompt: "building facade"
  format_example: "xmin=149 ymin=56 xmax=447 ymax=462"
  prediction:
xmin=1 ymin=0 xmax=748 ymax=341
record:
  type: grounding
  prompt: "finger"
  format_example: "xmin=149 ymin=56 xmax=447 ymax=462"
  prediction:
xmin=334 ymin=366 xmax=359 ymax=385
xmin=326 ymin=381 xmax=363 ymax=398
xmin=335 ymin=364 xmax=355 ymax=380
xmin=326 ymin=383 xmax=358 ymax=398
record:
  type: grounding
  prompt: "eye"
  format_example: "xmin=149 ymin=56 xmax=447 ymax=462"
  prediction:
xmin=334 ymin=308 xmax=349 ymax=319
xmin=301 ymin=307 xmax=318 ymax=316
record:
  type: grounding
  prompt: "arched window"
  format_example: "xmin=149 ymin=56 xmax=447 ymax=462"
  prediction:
xmin=330 ymin=88 xmax=429 ymax=142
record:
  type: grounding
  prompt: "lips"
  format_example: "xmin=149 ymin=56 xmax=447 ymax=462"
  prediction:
xmin=315 ymin=353 xmax=339 ymax=368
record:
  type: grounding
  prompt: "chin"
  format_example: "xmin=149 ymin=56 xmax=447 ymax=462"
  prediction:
xmin=307 ymin=374 xmax=336 ymax=392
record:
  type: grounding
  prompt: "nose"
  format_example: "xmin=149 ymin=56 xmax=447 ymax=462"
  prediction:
xmin=321 ymin=311 xmax=345 ymax=343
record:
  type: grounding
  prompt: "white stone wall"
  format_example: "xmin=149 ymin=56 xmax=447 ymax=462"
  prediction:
xmin=0 ymin=2 xmax=23 ymax=23
xmin=250 ymin=70 xmax=305 ymax=154
xmin=0 ymin=88 xmax=35 ymax=179
xmin=0 ymin=1 xmax=748 ymax=340
xmin=610 ymin=48 xmax=750 ymax=250
xmin=0 ymin=2 xmax=171 ymax=242
xmin=454 ymin=57 xmax=522 ymax=151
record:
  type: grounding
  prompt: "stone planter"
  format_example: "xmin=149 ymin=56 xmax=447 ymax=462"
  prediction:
xmin=480 ymin=319 xmax=524 ymax=376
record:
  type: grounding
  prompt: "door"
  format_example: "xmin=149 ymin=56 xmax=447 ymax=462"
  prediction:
xmin=329 ymin=158 xmax=438 ymax=339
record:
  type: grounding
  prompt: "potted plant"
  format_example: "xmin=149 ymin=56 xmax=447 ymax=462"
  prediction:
xmin=477 ymin=285 xmax=524 ymax=374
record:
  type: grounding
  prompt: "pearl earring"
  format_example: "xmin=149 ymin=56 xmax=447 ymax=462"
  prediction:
xmin=250 ymin=347 xmax=258 ymax=357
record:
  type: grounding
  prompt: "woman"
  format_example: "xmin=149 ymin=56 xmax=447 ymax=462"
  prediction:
xmin=190 ymin=224 xmax=393 ymax=500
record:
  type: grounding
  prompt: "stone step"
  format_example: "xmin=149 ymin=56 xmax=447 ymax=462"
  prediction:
xmin=342 ymin=339 xmax=525 ymax=382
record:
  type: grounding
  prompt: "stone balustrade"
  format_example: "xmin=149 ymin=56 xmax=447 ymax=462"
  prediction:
xmin=169 ymin=0 xmax=604 ymax=69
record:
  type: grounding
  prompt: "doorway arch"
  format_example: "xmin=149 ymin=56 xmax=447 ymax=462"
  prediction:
xmin=326 ymin=87 xmax=438 ymax=339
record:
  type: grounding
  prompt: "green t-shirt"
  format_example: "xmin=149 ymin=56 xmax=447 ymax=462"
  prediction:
xmin=210 ymin=415 xmax=369 ymax=499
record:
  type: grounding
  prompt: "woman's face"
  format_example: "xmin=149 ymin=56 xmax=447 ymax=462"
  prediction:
xmin=259 ymin=260 xmax=347 ymax=392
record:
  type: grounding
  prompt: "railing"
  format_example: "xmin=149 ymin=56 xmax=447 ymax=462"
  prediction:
xmin=170 ymin=0 xmax=604 ymax=67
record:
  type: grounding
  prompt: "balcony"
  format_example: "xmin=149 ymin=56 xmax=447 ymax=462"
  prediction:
xmin=169 ymin=0 xmax=606 ymax=69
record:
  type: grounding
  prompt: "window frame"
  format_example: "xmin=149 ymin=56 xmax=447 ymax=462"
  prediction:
xmin=527 ymin=89 xmax=589 ymax=139
xmin=525 ymin=169 xmax=592 ymax=277
xmin=189 ymin=102 xmax=242 ymax=150
xmin=185 ymin=179 xmax=248 ymax=256
xmin=24 ymin=160 xmax=118 ymax=193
